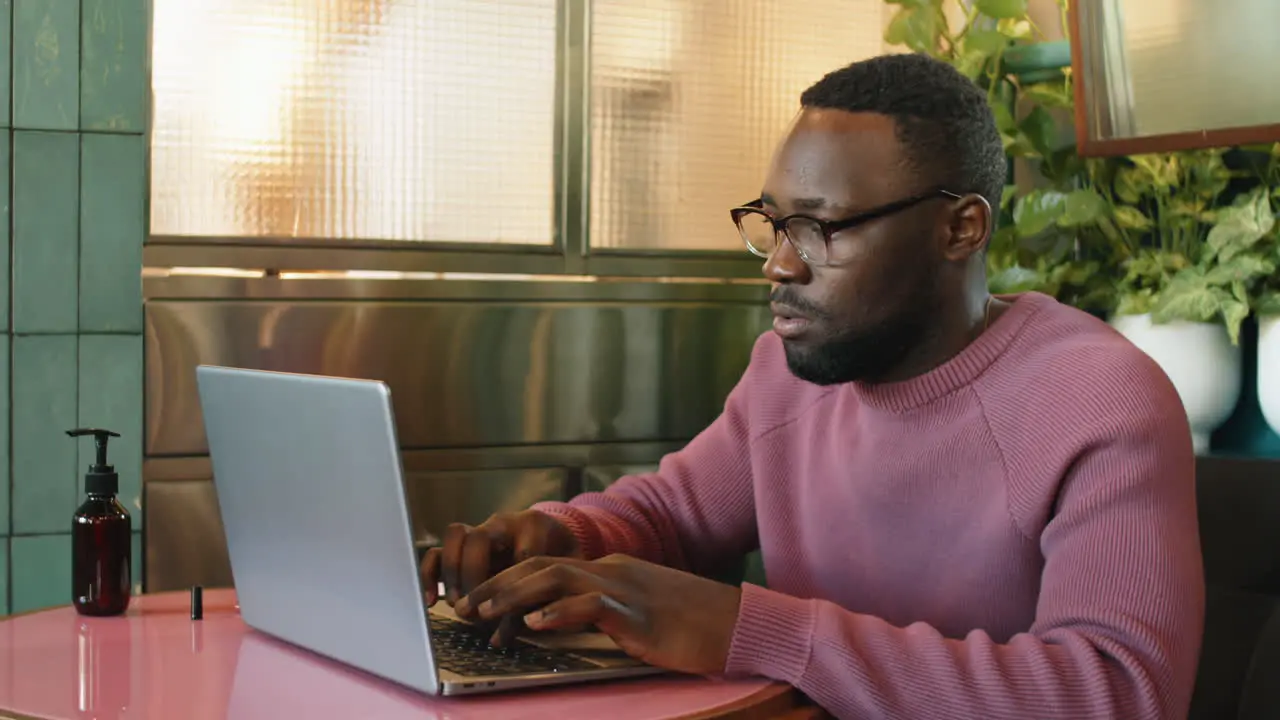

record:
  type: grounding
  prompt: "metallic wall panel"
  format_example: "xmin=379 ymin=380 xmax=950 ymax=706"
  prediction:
xmin=583 ymin=464 xmax=658 ymax=492
xmin=146 ymin=299 xmax=769 ymax=456
xmin=145 ymin=479 xmax=234 ymax=593
xmin=145 ymin=465 xmax=570 ymax=592
xmin=403 ymin=468 xmax=566 ymax=548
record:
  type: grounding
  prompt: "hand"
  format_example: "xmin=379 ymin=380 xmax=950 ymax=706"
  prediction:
xmin=454 ymin=554 xmax=743 ymax=676
xmin=419 ymin=510 xmax=581 ymax=607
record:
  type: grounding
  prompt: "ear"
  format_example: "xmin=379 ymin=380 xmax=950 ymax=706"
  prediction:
xmin=941 ymin=194 xmax=992 ymax=261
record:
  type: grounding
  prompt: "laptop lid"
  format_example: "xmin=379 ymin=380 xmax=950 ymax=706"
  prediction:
xmin=196 ymin=365 xmax=440 ymax=695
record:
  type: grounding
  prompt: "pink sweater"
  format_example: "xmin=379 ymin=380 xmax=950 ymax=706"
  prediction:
xmin=534 ymin=292 xmax=1205 ymax=719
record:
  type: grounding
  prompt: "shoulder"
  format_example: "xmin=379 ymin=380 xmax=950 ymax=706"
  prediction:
xmin=976 ymin=297 xmax=1194 ymax=536
xmin=977 ymin=296 xmax=1190 ymax=455
xmin=734 ymin=331 xmax=839 ymax=437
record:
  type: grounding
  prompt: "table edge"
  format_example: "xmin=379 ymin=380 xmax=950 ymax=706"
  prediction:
xmin=2 ymin=591 xmax=801 ymax=720
xmin=0 ymin=710 xmax=49 ymax=720
xmin=677 ymin=682 xmax=800 ymax=720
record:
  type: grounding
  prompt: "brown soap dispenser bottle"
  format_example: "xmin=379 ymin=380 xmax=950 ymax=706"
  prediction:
xmin=67 ymin=428 xmax=132 ymax=617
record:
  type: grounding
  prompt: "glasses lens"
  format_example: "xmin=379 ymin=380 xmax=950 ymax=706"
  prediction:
xmin=784 ymin=217 xmax=827 ymax=265
xmin=735 ymin=211 xmax=778 ymax=257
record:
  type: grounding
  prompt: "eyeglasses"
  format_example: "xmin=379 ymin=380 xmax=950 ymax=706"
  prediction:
xmin=729 ymin=189 xmax=963 ymax=266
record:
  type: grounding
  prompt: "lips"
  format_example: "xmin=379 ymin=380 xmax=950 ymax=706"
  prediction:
xmin=770 ymin=302 xmax=813 ymax=340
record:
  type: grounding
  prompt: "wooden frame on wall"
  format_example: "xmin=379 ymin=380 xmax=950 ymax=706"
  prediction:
xmin=1067 ymin=0 xmax=1280 ymax=157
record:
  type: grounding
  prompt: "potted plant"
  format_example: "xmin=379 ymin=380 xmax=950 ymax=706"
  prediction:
xmin=1105 ymin=151 xmax=1276 ymax=452
xmin=1247 ymin=144 xmax=1280 ymax=437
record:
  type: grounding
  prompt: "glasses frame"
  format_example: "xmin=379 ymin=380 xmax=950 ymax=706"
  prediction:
xmin=729 ymin=188 xmax=964 ymax=266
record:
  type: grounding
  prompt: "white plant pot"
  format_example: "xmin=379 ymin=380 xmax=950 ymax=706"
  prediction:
xmin=1110 ymin=313 xmax=1241 ymax=454
xmin=1259 ymin=315 xmax=1280 ymax=439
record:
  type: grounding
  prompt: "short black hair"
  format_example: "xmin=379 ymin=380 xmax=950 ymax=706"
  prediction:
xmin=800 ymin=53 xmax=1006 ymax=214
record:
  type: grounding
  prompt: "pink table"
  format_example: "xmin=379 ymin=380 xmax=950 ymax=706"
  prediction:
xmin=0 ymin=590 xmax=805 ymax=720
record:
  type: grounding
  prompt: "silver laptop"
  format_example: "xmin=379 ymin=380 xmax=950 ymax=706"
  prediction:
xmin=196 ymin=365 xmax=662 ymax=696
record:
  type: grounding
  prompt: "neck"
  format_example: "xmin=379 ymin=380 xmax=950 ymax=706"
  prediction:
xmin=871 ymin=287 xmax=992 ymax=384
xmin=849 ymin=291 xmax=1048 ymax=413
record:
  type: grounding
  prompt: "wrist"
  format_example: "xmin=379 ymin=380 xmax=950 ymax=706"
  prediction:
xmin=711 ymin=584 xmax=744 ymax=673
xmin=723 ymin=584 xmax=816 ymax=684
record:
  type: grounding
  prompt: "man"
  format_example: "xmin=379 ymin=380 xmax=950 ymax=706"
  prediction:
xmin=421 ymin=53 xmax=1204 ymax=719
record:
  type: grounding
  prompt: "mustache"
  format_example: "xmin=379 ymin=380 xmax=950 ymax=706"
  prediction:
xmin=769 ymin=287 xmax=828 ymax=320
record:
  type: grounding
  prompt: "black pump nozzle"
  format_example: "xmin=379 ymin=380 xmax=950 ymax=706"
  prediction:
xmin=67 ymin=428 xmax=121 ymax=495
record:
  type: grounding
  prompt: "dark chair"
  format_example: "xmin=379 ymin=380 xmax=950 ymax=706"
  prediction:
xmin=1189 ymin=456 xmax=1280 ymax=720
xmin=1237 ymin=602 xmax=1280 ymax=719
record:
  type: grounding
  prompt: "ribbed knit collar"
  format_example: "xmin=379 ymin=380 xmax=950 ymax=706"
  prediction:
xmin=849 ymin=291 xmax=1051 ymax=413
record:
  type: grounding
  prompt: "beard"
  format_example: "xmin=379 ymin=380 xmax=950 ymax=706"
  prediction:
xmin=777 ymin=290 xmax=936 ymax=386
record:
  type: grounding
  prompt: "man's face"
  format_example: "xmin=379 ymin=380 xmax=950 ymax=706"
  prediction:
xmin=758 ymin=109 xmax=955 ymax=385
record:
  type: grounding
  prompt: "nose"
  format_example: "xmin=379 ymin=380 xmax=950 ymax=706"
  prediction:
xmin=762 ymin=234 xmax=811 ymax=284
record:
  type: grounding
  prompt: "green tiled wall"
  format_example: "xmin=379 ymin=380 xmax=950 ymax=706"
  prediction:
xmin=13 ymin=0 xmax=79 ymax=130
xmin=12 ymin=335 xmax=78 ymax=534
xmin=4 ymin=0 xmax=147 ymax=615
xmin=0 ymin=538 xmax=7 ymax=615
xmin=12 ymin=131 xmax=79 ymax=334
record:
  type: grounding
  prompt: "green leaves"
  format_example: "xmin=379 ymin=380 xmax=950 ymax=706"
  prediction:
xmin=988 ymin=264 xmax=1044 ymax=294
xmin=884 ymin=4 xmax=944 ymax=55
xmin=1013 ymin=189 xmax=1067 ymax=237
xmin=1128 ymin=154 xmax=1179 ymax=192
xmin=1060 ymin=189 xmax=1108 ymax=227
xmin=996 ymin=17 xmax=1033 ymax=38
xmin=953 ymin=50 xmax=991 ymax=80
xmin=1018 ymin=106 xmax=1058 ymax=158
xmin=964 ymin=29 xmax=1009 ymax=55
xmin=1151 ymin=268 xmax=1249 ymax=344
xmin=1011 ymin=188 xmax=1107 ymax=238
xmin=989 ymin=97 xmax=1017 ymax=135
xmin=1021 ymin=80 xmax=1073 ymax=109
xmin=1203 ymin=255 xmax=1275 ymax=285
xmin=1114 ymin=166 xmax=1152 ymax=204
xmin=1116 ymin=288 xmax=1157 ymax=317
xmin=977 ymin=0 xmax=1029 ymax=20
xmin=1121 ymin=251 xmax=1189 ymax=290
xmin=1258 ymin=292 xmax=1280 ymax=317
xmin=1185 ymin=150 xmax=1233 ymax=199
xmin=1206 ymin=186 xmax=1275 ymax=262
xmin=1112 ymin=205 xmax=1152 ymax=232
xmin=1142 ymin=189 xmax=1276 ymax=342
xmin=1000 ymin=185 xmax=1017 ymax=210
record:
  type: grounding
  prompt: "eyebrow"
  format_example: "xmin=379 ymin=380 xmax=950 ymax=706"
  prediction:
xmin=759 ymin=193 xmax=848 ymax=213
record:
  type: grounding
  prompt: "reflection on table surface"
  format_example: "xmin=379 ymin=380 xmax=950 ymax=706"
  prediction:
xmin=0 ymin=590 xmax=794 ymax=720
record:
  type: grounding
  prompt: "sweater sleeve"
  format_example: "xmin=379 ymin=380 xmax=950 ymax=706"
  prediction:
xmin=723 ymin=404 xmax=1205 ymax=719
xmin=531 ymin=342 xmax=763 ymax=574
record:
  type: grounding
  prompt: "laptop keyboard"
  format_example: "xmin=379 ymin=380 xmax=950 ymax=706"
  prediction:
xmin=429 ymin=615 xmax=601 ymax=677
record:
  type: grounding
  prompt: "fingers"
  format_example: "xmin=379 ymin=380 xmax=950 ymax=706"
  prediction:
xmin=459 ymin=527 xmax=494 ymax=599
xmin=490 ymin=614 xmax=524 ymax=647
xmin=420 ymin=548 xmax=442 ymax=605
xmin=454 ymin=557 xmax=553 ymax=617
xmin=523 ymin=591 xmax=636 ymax=635
xmin=458 ymin=558 xmax=598 ymax=620
xmin=435 ymin=511 xmax=573 ymax=608
xmin=440 ymin=523 xmax=472 ymax=605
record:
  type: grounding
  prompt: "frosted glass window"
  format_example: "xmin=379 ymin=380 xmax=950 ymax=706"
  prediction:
xmin=589 ymin=0 xmax=888 ymax=252
xmin=150 ymin=0 xmax=557 ymax=244
xmin=1100 ymin=0 xmax=1280 ymax=139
